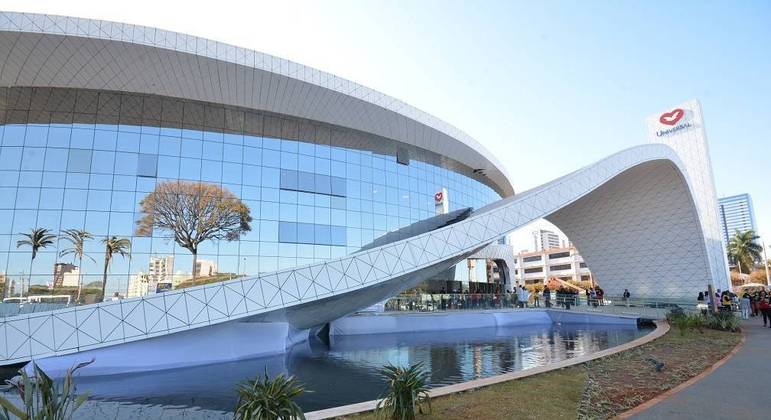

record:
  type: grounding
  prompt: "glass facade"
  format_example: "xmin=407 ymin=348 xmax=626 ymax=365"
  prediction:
xmin=0 ymin=88 xmax=501 ymax=298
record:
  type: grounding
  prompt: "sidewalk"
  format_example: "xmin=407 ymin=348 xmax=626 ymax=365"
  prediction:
xmin=632 ymin=318 xmax=769 ymax=419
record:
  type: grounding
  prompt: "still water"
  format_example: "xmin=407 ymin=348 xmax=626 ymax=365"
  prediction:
xmin=76 ymin=323 xmax=649 ymax=412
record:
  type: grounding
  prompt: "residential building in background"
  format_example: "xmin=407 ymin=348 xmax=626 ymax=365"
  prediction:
xmin=718 ymin=194 xmax=757 ymax=245
xmin=195 ymin=260 xmax=218 ymax=278
xmin=53 ymin=263 xmax=80 ymax=288
xmin=514 ymin=246 xmax=592 ymax=286
xmin=148 ymin=256 xmax=174 ymax=285
xmin=532 ymin=229 xmax=562 ymax=251
xmin=127 ymin=272 xmax=152 ymax=298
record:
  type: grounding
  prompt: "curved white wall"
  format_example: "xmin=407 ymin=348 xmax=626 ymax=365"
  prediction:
xmin=0 ymin=144 xmax=727 ymax=366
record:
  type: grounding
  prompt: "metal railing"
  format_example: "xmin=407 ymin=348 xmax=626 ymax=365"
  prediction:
xmin=0 ymin=302 xmax=71 ymax=318
xmin=374 ymin=293 xmax=702 ymax=320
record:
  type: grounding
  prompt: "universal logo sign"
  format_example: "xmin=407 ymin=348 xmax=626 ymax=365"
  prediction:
xmin=656 ymin=108 xmax=693 ymax=137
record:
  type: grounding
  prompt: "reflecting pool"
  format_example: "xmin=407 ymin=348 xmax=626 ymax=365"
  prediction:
xmin=70 ymin=323 xmax=649 ymax=413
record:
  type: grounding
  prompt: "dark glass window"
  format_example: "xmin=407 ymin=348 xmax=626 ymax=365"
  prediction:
xmin=278 ymin=222 xmax=297 ymax=243
xmin=331 ymin=176 xmax=346 ymax=197
xmin=550 ymin=264 xmax=572 ymax=271
xmin=297 ymin=222 xmax=315 ymax=244
xmin=315 ymin=174 xmax=331 ymax=195
xmin=278 ymin=222 xmax=346 ymax=246
xmin=524 ymin=267 xmax=543 ymax=274
xmin=523 ymin=255 xmax=542 ymax=263
xmin=548 ymin=251 xmax=570 ymax=259
xmin=297 ymin=171 xmax=315 ymax=192
xmin=280 ymin=169 xmax=298 ymax=190
xmin=137 ymin=154 xmax=158 ymax=178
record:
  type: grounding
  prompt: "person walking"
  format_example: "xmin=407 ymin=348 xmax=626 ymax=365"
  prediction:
xmin=758 ymin=296 xmax=771 ymax=328
xmin=740 ymin=292 xmax=751 ymax=320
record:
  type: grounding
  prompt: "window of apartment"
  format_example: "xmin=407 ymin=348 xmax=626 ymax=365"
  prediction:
xmin=548 ymin=251 xmax=570 ymax=259
xmin=579 ymin=262 xmax=587 ymax=268
xmin=550 ymin=264 xmax=572 ymax=271
xmin=524 ymin=267 xmax=543 ymax=274
xmin=523 ymin=255 xmax=541 ymax=263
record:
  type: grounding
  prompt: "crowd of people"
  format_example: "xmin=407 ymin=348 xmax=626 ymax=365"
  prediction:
xmin=697 ymin=288 xmax=771 ymax=327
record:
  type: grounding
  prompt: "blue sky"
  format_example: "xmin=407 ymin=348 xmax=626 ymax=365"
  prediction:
xmin=5 ymin=0 xmax=770 ymax=252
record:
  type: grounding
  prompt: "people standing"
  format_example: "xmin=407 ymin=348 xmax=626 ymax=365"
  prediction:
xmin=517 ymin=285 xmax=529 ymax=308
xmin=740 ymin=292 xmax=751 ymax=320
xmin=721 ymin=291 xmax=732 ymax=312
xmin=623 ymin=289 xmax=631 ymax=307
xmin=543 ymin=285 xmax=551 ymax=308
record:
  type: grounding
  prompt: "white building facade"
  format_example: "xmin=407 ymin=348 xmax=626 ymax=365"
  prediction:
xmin=514 ymin=247 xmax=592 ymax=286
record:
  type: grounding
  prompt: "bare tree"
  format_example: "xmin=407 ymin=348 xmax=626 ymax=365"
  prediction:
xmin=136 ymin=181 xmax=252 ymax=283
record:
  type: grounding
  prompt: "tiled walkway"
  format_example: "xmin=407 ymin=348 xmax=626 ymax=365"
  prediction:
xmin=633 ymin=319 xmax=769 ymax=419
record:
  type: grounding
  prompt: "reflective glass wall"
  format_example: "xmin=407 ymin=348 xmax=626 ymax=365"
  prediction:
xmin=0 ymin=88 xmax=501 ymax=299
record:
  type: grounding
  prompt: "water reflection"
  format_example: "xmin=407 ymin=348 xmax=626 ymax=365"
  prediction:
xmin=77 ymin=323 xmax=649 ymax=412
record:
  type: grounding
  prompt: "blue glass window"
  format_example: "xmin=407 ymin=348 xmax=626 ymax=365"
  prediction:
xmin=137 ymin=154 xmax=158 ymax=178
xmin=67 ymin=149 xmax=92 ymax=173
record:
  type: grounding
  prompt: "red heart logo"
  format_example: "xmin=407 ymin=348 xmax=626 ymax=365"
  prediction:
xmin=659 ymin=108 xmax=684 ymax=126
xmin=434 ymin=192 xmax=443 ymax=202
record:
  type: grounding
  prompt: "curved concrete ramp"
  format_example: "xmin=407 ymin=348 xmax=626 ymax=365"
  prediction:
xmin=0 ymin=144 xmax=726 ymax=365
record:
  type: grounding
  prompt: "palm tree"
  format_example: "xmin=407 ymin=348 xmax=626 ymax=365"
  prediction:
xmin=16 ymin=228 xmax=56 ymax=298
xmin=101 ymin=236 xmax=131 ymax=301
xmin=59 ymin=229 xmax=95 ymax=303
xmin=726 ymin=229 xmax=763 ymax=274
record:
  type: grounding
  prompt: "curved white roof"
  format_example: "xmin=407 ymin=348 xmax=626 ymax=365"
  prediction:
xmin=0 ymin=12 xmax=514 ymax=196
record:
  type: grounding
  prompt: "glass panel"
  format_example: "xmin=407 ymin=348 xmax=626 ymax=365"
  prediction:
xmin=280 ymin=169 xmax=298 ymax=190
xmin=331 ymin=176 xmax=346 ymax=197
xmin=315 ymin=174 xmax=331 ymax=195
xmin=297 ymin=223 xmax=314 ymax=244
xmin=137 ymin=154 xmax=158 ymax=178
xmin=278 ymin=222 xmax=297 ymax=243
xmin=67 ymin=149 xmax=92 ymax=173
xmin=330 ymin=225 xmax=347 ymax=246
xmin=314 ymin=224 xmax=331 ymax=245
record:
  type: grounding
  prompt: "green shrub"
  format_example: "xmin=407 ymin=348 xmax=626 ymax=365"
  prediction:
xmin=705 ymin=312 xmax=741 ymax=332
xmin=668 ymin=312 xmax=704 ymax=336
xmin=376 ymin=362 xmax=431 ymax=420
xmin=0 ymin=360 xmax=92 ymax=420
xmin=234 ymin=371 xmax=305 ymax=420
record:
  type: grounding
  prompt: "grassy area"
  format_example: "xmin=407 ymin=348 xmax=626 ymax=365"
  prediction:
xmin=342 ymin=327 xmax=741 ymax=420
xmin=174 ymin=273 xmax=243 ymax=289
